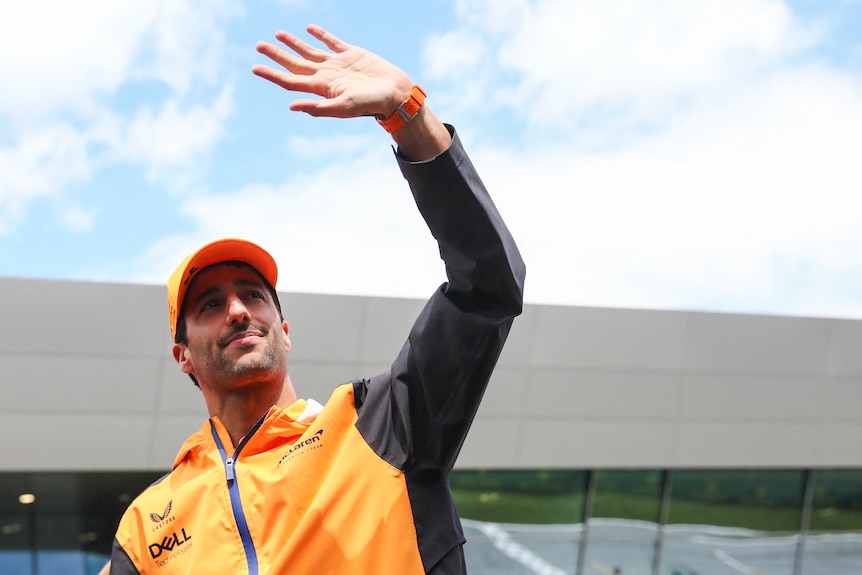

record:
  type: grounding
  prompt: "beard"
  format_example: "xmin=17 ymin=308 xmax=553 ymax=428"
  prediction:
xmin=195 ymin=322 xmax=288 ymax=388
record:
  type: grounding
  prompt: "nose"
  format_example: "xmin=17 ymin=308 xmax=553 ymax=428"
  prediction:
xmin=225 ymin=295 xmax=251 ymax=325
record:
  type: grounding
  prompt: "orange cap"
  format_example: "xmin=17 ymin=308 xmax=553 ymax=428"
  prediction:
xmin=167 ymin=238 xmax=278 ymax=341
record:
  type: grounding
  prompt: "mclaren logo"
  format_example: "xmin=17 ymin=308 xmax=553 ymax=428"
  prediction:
xmin=277 ymin=429 xmax=324 ymax=468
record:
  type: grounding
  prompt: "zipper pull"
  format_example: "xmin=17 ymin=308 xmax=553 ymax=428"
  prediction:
xmin=225 ymin=457 xmax=236 ymax=482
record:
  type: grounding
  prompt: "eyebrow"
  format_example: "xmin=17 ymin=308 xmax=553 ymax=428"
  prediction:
xmin=189 ymin=277 xmax=268 ymax=309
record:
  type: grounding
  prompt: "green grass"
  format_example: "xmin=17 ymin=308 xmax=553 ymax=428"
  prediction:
xmin=452 ymin=489 xmax=584 ymax=524
xmin=453 ymin=489 xmax=862 ymax=532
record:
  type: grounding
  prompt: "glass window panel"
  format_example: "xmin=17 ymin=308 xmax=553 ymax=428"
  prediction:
xmin=0 ymin=550 xmax=32 ymax=574
xmin=808 ymin=469 xmax=862 ymax=532
xmin=585 ymin=470 xmax=664 ymax=575
xmin=85 ymin=553 xmax=112 ymax=575
xmin=661 ymin=469 xmax=805 ymax=575
xmin=591 ymin=469 xmax=664 ymax=522
xmin=0 ymin=470 xmax=163 ymax=573
xmin=9 ymin=467 xmax=858 ymax=574
xmin=802 ymin=468 xmax=862 ymax=575
xmin=451 ymin=469 xmax=587 ymax=575
xmin=39 ymin=550 xmax=93 ymax=575
xmin=0 ymin=513 xmax=30 ymax=551
xmin=450 ymin=469 xmax=588 ymax=524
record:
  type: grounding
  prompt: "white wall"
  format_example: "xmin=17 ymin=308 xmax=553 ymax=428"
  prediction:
xmin=1 ymin=277 xmax=860 ymax=472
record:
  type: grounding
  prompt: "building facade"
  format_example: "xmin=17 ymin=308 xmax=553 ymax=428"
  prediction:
xmin=1 ymin=277 xmax=860 ymax=574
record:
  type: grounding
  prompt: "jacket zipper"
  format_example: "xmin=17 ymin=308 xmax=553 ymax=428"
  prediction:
xmin=210 ymin=415 xmax=267 ymax=575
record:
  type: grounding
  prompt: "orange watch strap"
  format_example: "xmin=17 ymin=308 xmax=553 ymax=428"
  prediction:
xmin=377 ymin=85 xmax=427 ymax=134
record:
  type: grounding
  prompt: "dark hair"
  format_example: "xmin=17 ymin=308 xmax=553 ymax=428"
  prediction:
xmin=173 ymin=261 xmax=283 ymax=388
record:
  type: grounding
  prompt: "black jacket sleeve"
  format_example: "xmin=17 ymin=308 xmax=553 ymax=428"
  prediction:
xmin=109 ymin=538 xmax=141 ymax=574
xmin=354 ymin=125 xmax=525 ymax=477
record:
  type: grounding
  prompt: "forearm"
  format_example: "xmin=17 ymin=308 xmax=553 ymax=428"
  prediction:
xmin=398 ymin=126 xmax=525 ymax=316
xmin=389 ymin=104 xmax=452 ymax=163
xmin=356 ymin=127 xmax=524 ymax=476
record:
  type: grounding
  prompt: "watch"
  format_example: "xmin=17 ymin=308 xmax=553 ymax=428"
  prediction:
xmin=377 ymin=85 xmax=427 ymax=134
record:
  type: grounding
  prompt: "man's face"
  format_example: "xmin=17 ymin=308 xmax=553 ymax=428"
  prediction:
xmin=174 ymin=262 xmax=289 ymax=391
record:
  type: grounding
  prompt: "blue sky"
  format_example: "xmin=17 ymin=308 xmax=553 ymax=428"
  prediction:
xmin=2 ymin=0 xmax=861 ymax=318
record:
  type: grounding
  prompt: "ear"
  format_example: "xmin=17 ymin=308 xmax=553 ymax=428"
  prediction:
xmin=172 ymin=343 xmax=195 ymax=375
xmin=282 ymin=320 xmax=291 ymax=353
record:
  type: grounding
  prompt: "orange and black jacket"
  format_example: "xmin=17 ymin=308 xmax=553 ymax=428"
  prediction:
xmin=109 ymin=127 xmax=526 ymax=575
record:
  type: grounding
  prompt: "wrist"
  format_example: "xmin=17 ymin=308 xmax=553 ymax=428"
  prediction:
xmin=376 ymin=85 xmax=427 ymax=134
xmin=390 ymin=105 xmax=452 ymax=162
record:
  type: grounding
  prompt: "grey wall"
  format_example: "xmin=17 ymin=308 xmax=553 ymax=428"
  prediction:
xmin=1 ymin=277 xmax=860 ymax=472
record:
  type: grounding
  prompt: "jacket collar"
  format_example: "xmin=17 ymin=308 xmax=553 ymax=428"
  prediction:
xmin=172 ymin=398 xmax=324 ymax=468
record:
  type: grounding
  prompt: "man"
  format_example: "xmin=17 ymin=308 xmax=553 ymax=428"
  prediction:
xmin=107 ymin=24 xmax=524 ymax=575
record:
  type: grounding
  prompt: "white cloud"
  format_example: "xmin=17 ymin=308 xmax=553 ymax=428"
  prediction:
xmin=0 ymin=0 xmax=240 ymax=234
xmin=135 ymin=141 xmax=443 ymax=296
xmin=127 ymin=0 xmax=862 ymax=320
xmin=24 ymin=0 xmax=859 ymax=322
xmin=423 ymin=30 xmax=489 ymax=83
xmin=0 ymin=0 xmax=237 ymax=119
xmin=455 ymin=0 xmax=531 ymax=33
xmin=438 ymin=0 xmax=821 ymax=131
xmin=283 ymin=134 xmax=387 ymax=163
xmin=0 ymin=0 xmax=152 ymax=119
xmin=115 ymin=87 xmax=234 ymax=189
xmin=389 ymin=0 xmax=862 ymax=318
xmin=61 ymin=205 xmax=100 ymax=233
xmin=132 ymin=0 xmax=242 ymax=96
xmin=468 ymin=62 xmax=862 ymax=316
xmin=0 ymin=125 xmax=93 ymax=233
xmin=421 ymin=30 xmax=495 ymax=116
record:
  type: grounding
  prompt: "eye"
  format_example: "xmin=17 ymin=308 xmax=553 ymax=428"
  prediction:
xmin=201 ymin=298 xmax=222 ymax=312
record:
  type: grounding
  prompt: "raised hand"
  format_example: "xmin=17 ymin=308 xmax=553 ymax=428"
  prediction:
xmin=252 ymin=24 xmax=412 ymax=121
xmin=252 ymin=24 xmax=452 ymax=161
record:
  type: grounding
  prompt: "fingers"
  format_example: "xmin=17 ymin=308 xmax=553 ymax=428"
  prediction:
xmin=289 ymin=97 xmax=351 ymax=118
xmin=304 ymin=24 xmax=350 ymax=54
xmin=257 ymin=24 xmax=353 ymax=76
xmin=252 ymin=24 xmax=396 ymax=120
xmin=255 ymin=41 xmax=317 ymax=76
xmin=272 ymin=30 xmax=331 ymax=64
xmin=251 ymin=64 xmax=327 ymax=98
xmin=269 ymin=25 xmax=349 ymax=67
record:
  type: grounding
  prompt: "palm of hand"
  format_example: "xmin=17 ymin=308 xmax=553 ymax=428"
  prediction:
xmin=254 ymin=25 xmax=412 ymax=120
